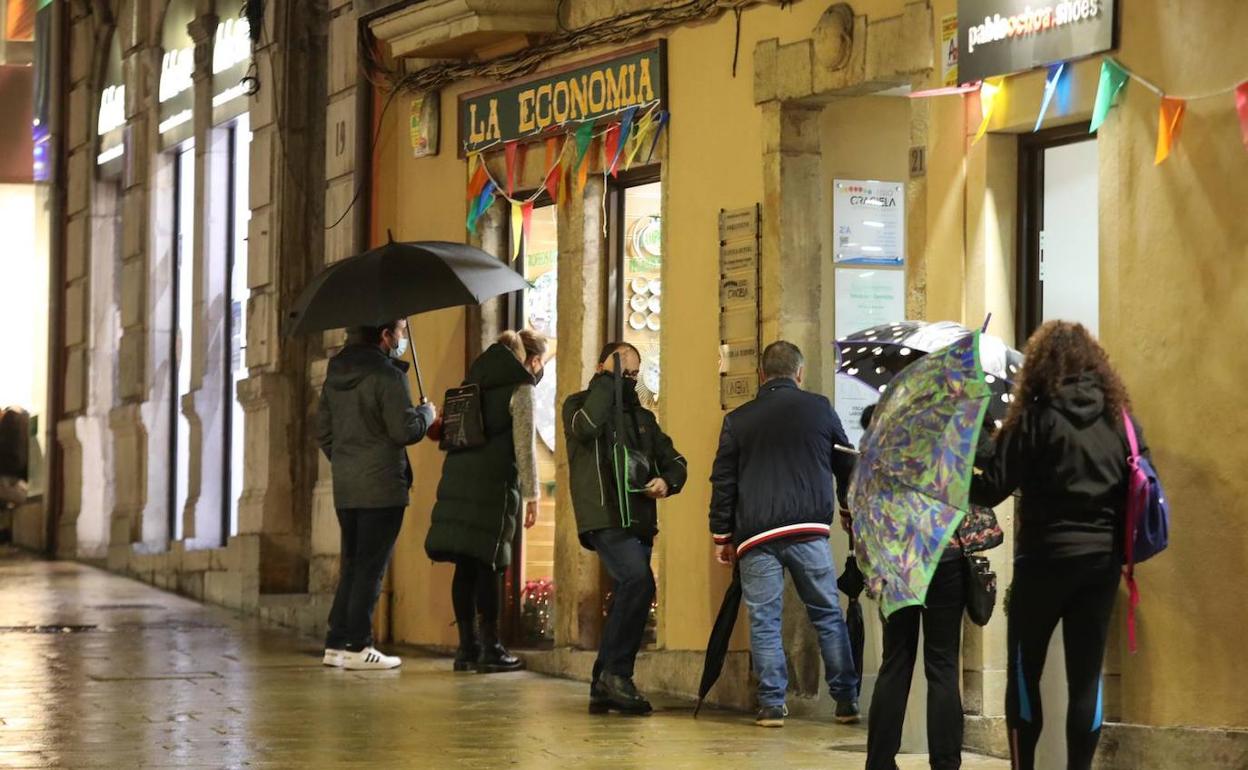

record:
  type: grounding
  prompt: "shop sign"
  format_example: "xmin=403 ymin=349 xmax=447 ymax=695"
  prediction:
xmin=96 ymin=29 xmax=125 ymax=174
xmin=958 ymin=0 xmax=1117 ymax=84
xmin=159 ymin=0 xmax=252 ymax=145
xmin=458 ymin=42 xmax=665 ymax=155
xmin=834 ymin=179 xmax=905 ymax=266
xmin=940 ymin=13 xmax=959 ymax=87
xmin=718 ymin=204 xmax=761 ymax=410
xmin=410 ymin=91 xmax=440 ymax=158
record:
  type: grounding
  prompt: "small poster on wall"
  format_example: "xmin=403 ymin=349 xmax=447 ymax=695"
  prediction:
xmin=834 ymin=267 xmax=905 ymax=447
xmin=833 ymin=179 xmax=905 ymax=266
xmin=410 ymin=91 xmax=440 ymax=158
xmin=941 ymin=14 xmax=959 ymax=87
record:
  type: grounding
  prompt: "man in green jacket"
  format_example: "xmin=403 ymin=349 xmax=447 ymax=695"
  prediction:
xmin=563 ymin=342 xmax=687 ymax=715
xmin=317 ymin=320 xmax=435 ymax=671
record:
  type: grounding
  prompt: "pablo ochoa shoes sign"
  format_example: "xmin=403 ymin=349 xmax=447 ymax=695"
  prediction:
xmin=957 ymin=0 xmax=1118 ymax=84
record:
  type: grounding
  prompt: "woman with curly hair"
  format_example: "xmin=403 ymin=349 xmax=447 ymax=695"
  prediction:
xmin=972 ymin=320 xmax=1150 ymax=770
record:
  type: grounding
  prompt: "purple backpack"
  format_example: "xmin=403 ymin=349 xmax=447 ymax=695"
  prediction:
xmin=1121 ymin=409 xmax=1169 ymax=651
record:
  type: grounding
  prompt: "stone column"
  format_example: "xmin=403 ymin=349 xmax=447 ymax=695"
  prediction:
xmin=55 ymin=3 xmax=100 ymax=558
xmin=235 ymin=0 xmax=328 ymax=595
xmin=553 ymin=177 xmax=606 ymax=651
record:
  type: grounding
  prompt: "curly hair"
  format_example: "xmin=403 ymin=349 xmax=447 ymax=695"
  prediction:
xmin=1001 ymin=321 xmax=1130 ymax=434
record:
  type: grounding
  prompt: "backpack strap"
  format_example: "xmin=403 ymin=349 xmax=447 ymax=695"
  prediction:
xmin=1121 ymin=406 xmax=1142 ymax=653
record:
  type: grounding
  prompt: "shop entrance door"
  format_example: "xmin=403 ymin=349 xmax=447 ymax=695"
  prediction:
xmin=1018 ymin=125 xmax=1100 ymax=769
xmin=1019 ymin=125 xmax=1100 ymax=339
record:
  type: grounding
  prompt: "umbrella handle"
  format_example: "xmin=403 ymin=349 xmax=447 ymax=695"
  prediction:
xmin=406 ymin=317 xmax=428 ymax=404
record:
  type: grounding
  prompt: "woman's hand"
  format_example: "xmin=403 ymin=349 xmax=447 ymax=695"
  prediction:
xmin=524 ymin=500 xmax=539 ymax=529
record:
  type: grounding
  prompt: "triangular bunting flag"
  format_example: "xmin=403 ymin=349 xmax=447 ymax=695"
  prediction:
xmin=576 ymin=139 xmax=591 ymax=194
xmin=1090 ymin=58 xmax=1129 ymax=132
xmin=1155 ymin=96 xmax=1186 ymax=165
xmin=610 ymin=107 xmax=638 ymax=177
xmin=467 ymin=163 xmax=488 ymax=202
xmin=467 ymin=180 xmax=496 ymax=234
xmin=644 ymin=111 xmax=670 ymax=164
xmin=543 ymin=137 xmax=562 ymax=204
xmin=510 ymin=201 xmax=524 ymax=260
xmin=467 ymin=152 xmax=480 ymax=186
xmin=505 ymin=142 xmax=519 ymax=196
xmin=1034 ymin=63 xmax=1066 ymax=132
xmin=625 ymin=110 xmax=656 ymax=170
xmin=521 ymin=202 xmax=534 ymax=254
xmin=574 ymin=122 xmax=595 ymax=171
xmin=974 ymin=78 xmax=1003 ymax=144
xmin=1235 ymin=81 xmax=1248 ymax=153
xmin=603 ymin=124 xmax=621 ymax=179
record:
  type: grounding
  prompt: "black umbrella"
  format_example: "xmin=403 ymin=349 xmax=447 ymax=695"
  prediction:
xmin=285 ymin=238 xmax=531 ymax=400
xmin=834 ymin=319 xmax=1024 ymax=423
xmin=693 ymin=566 xmax=742 ymax=718
xmin=836 ymin=538 xmax=866 ymax=695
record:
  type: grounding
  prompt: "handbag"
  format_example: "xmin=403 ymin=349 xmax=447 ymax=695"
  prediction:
xmin=964 ymin=553 xmax=997 ymax=626
xmin=957 ymin=505 xmax=1004 ymax=554
xmin=438 ymin=383 xmax=487 ymax=452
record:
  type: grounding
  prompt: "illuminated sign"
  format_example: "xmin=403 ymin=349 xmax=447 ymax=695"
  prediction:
xmin=158 ymin=1 xmax=252 ymax=144
xmin=96 ymin=30 xmax=125 ymax=174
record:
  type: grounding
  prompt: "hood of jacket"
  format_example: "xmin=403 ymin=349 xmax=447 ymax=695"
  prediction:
xmin=1049 ymin=371 xmax=1105 ymax=427
xmin=470 ymin=343 xmax=536 ymax=390
xmin=325 ymin=344 xmax=406 ymax=391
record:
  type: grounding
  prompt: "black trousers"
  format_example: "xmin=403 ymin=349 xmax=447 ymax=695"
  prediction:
xmin=325 ymin=506 xmax=405 ymax=652
xmin=588 ymin=528 xmax=655 ymax=681
xmin=451 ymin=557 xmax=501 ymax=649
xmin=1007 ymin=552 xmax=1119 ymax=770
xmin=866 ymin=557 xmax=967 ymax=770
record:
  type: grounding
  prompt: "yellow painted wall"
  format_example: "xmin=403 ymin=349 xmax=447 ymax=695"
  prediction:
xmin=375 ymin=0 xmax=1248 ymax=731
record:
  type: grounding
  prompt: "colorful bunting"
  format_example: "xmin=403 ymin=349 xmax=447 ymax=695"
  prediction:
xmin=974 ymin=78 xmax=1003 ymax=144
xmin=466 ymin=180 xmax=496 ymax=234
xmin=1034 ymin=63 xmax=1066 ymax=132
xmin=576 ymin=139 xmax=591 ymax=193
xmin=573 ymin=122 xmax=595 ymax=171
xmin=1154 ymin=96 xmax=1186 ymax=165
xmin=1236 ymin=82 xmax=1248 ymax=153
xmin=1090 ymin=58 xmax=1129 ymax=133
xmin=467 ymin=159 xmax=488 ymax=201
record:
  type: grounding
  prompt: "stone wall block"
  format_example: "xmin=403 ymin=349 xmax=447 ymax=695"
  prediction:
xmin=66 ymin=215 xmax=89 ymax=282
xmin=753 ymin=38 xmax=778 ymax=104
xmin=324 ymin=93 xmax=357 ymax=181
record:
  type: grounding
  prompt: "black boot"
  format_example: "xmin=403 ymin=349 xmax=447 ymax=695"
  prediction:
xmin=453 ymin=643 xmax=479 ymax=672
xmin=597 ymin=672 xmax=652 ymax=715
xmin=477 ymin=626 xmax=524 ymax=673
xmin=589 ymin=678 xmax=610 ymax=714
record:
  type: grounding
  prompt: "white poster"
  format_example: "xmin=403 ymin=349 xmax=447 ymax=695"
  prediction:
xmin=834 ymin=267 xmax=905 ymax=447
xmin=833 ymin=179 xmax=905 ymax=266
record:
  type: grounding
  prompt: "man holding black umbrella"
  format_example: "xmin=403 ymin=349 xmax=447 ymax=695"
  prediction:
xmin=709 ymin=341 xmax=860 ymax=727
xmin=317 ymin=320 xmax=435 ymax=670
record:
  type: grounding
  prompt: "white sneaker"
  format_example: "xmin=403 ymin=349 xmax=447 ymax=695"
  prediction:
xmin=343 ymin=646 xmax=401 ymax=670
xmin=322 ymin=648 xmax=346 ymax=667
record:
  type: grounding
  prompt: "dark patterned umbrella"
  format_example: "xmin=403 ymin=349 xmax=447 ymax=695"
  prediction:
xmin=835 ymin=320 xmax=1024 ymax=423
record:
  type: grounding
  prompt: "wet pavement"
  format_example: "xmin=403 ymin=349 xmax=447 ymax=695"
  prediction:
xmin=0 ymin=550 xmax=1008 ymax=768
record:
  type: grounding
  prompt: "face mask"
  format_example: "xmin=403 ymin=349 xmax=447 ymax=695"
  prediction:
xmin=389 ymin=335 xmax=409 ymax=360
xmin=532 ymin=365 xmax=545 ymax=385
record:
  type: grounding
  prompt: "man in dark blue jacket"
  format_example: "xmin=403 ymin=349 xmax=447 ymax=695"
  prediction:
xmin=709 ymin=341 xmax=859 ymax=727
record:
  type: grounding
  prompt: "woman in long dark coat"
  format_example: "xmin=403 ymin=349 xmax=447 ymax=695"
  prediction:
xmin=425 ymin=329 xmax=547 ymax=672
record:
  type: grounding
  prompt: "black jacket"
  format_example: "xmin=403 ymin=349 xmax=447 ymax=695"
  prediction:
xmin=563 ymin=372 xmax=687 ymax=547
xmin=426 ymin=344 xmax=534 ymax=570
xmin=316 ymin=344 xmax=433 ymax=509
xmin=709 ymin=378 xmax=854 ymax=556
xmin=971 ymin=372 xmax=1148 ymax=558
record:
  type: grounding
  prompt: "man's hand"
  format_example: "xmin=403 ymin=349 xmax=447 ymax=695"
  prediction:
xmin=524 ymin=500 xmax=539 ymax=529
xmin=839 ymin=507 xmax=853 ymax=534
xmin=643 ymin=477 xmax=669 ymax=499
xmin=715 ymin=543 xmax=736 ymax=566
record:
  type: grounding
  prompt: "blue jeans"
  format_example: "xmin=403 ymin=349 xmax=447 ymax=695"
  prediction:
xmin=739 ymin=538 xmax=859 ymax=707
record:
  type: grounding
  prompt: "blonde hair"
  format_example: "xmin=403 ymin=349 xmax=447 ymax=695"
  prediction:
xmin=498 ymin=329 xmax=548 ymax=363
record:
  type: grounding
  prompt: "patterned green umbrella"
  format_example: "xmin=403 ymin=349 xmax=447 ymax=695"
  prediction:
xmin=849 ymin=333 xmax=993 ymax=618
